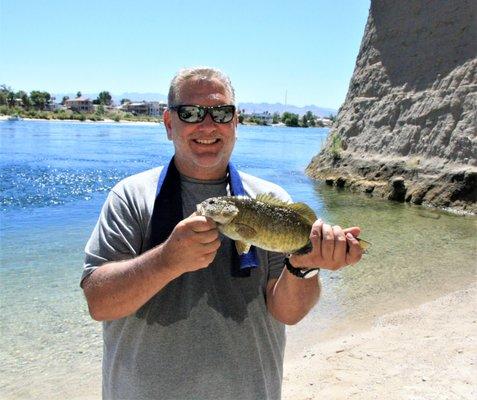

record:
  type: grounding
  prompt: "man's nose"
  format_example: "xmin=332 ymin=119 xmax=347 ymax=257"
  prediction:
xmin=199 ymin=111 xmax=216 ymax=129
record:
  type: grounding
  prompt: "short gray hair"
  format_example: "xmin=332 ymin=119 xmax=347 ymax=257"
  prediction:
xmin=167 ymin=67 xmax=236 ymax=106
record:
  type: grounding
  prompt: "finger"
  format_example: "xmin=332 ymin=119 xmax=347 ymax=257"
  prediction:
xmin=188 ymin=216 xmax=217 ymax=232
xmin=332 ymin=225 xmax=347 ymax=264
xmin=345 ymin=233 xmax=362 ymax=265
xmin=198 ymin=253 xmax=216 ymax=268
xmin=321 ymin=223 xmax=334 ymax=261
xmin=201 ymin=237 xmax=221 ymax=254
xmin=309 ymin=219 xmax=323 ymax=259
xmin=343 ymin=226 xmax=361 ymax=238
xmin=194 ymin=229 xmax=219 ymax=244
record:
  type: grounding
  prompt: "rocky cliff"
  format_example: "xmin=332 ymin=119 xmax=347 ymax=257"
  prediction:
xmin=307 ymin=0 xmax=477 ymax=213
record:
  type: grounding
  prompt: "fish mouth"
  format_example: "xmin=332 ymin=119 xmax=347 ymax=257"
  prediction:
xmin=196 ymin=203 xmax=205 ymax=215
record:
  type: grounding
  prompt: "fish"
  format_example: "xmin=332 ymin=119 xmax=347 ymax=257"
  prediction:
xmin=196 ymin=194 xmax=371 ymax=255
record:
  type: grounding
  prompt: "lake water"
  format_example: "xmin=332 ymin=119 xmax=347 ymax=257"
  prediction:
xmin=1 ymin=120 xmax=475 ymax=399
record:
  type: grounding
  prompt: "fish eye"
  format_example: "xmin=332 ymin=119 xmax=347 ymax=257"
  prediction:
xmin=208 ymin=199 xmax=215 ymax=204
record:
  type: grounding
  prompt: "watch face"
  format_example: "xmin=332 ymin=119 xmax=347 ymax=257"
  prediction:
xmin=301 ymin=268 xmax=320 ymax=278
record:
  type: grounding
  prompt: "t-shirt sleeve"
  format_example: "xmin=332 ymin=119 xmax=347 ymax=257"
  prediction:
xmin=81 ymin=190 xmax=143 ymax=286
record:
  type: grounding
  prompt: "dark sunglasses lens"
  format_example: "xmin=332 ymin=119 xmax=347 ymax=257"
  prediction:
xmin=178 ymin=106 xmax=206 ymax=123
xmin=211 ymin=106 xmax=235 ymax=123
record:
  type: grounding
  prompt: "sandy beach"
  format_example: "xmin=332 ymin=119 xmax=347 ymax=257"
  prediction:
xmin=283 ymin=282 xmax=476 ymax=400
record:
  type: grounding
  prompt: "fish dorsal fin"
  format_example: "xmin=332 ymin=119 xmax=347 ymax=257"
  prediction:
xmin=256 ymin=193 xmax=291 ymax=207
xmin=256 ymin=193 xmax=317 ymax=225
xmin=287 ymin=202 xmax=317 ymax=225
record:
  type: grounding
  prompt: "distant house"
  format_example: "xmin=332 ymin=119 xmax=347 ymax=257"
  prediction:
xmin=147 ymin=101 xmax=167 ymax=117
xmin=121 ymin=101 xmax=148 ymax=116
xmin=316 ymin=118 xmax=332 ymax=127
xmin=45 ymin=96 xmax=61 ymax=111
xmin=251 ymin=112 xmax=273 ymax=125
xmin=121 ymin=101 xmax=166 ymax=117
xmin=65 ymin=97 xmax=93 ymax=112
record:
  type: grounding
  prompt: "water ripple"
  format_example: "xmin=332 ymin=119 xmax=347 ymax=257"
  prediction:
xmin=0 ymin=164 xmax=131 ymax=209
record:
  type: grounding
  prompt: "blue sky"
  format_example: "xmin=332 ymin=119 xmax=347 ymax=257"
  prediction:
xmin=0 ymin=0 xmax=370 ymax=109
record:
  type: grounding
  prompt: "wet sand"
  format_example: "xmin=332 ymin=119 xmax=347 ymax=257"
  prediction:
xmin=283 ymin=282 xmax=476 ymax=400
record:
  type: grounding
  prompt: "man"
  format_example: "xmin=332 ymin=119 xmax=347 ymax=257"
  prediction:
xmin=81 ymin=67 xmax=362 ymax=400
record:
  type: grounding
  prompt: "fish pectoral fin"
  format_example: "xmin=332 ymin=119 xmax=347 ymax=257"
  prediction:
xmin=234 ymin=223 xmax=257 ymax=239
xmin=235 ymin=240 xmax=251 ymax=255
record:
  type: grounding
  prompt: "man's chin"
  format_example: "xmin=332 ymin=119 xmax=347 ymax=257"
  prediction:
xmin=191 ymin=155 xmax=228 ymax=175
xmin=193 ymin=153 xmax=224 ymax=166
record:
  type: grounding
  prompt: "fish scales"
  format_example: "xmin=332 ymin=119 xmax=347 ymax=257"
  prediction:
xmin=228 ymin=197 xmax=310 ymax=252
xmin=197 ymin=195 xmax=313 ymax=254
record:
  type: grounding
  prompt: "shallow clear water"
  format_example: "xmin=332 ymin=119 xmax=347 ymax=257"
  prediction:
xmin=0 ymin=120 xmax=475 ymax=398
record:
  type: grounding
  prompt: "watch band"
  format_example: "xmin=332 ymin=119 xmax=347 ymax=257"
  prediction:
xmin=284 ymin=257 xmax=320 ymax=279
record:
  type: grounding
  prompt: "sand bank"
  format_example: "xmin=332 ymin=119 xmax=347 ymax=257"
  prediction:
xmin=283 ymin=282 xmax=476 ymax=400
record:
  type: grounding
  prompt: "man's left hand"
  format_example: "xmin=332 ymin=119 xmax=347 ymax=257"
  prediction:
xmin=289 ymin=219 xmax=362 ymax=271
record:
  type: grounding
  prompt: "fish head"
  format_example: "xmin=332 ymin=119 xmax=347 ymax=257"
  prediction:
xmin=196 ymin=197 xmax=239 ymax=224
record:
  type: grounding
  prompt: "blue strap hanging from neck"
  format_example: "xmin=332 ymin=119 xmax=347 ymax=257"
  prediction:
xmin=228 ymin=163 xmax=260 ymax=270
xmin=156 ymin=160 xmax=170 ymax=197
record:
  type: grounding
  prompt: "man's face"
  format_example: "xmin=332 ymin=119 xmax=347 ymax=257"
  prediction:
xmin=164 ymin=77 xmax=237 ymax=180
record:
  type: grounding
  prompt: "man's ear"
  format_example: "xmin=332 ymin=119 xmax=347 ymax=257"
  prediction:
xmin=163 ymin=109 xmax=173 ymax=140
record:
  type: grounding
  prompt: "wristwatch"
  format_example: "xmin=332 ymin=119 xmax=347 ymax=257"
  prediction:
xmin=284 ymin=257 xmax=320 ymax=279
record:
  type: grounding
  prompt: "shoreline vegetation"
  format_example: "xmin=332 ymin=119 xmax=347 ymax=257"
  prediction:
xmin=0 ymin=106 xmax=162 ymax=124
xmin=0 ymin=108 xmax=335 ymax=127
xmin=0 ymin=106 xmax=335 ymax=127
xmin=0 ymin=85 xmax=335 ymax=127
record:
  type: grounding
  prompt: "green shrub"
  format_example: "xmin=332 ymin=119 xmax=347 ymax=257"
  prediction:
xmin=328 ymin=133 xmax=342 ymax=160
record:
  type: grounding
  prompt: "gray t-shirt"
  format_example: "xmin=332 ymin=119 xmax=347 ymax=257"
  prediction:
xmin=82 ymin=167 xmax=293 ymax=400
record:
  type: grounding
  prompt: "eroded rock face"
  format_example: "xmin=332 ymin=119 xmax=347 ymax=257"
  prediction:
xmin=307 ymin=0 xmax=477 ymax=213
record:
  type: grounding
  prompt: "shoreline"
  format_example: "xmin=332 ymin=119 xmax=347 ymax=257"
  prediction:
xmin=0 ymin=115 xmax=162 ymax=126
xmin=283 ymin=281 xmax=477 ymax=400
xmin=0 ymin=115 xmax=330 ymax=128
xmin=306 ymin=152 xmax=477 ymax=216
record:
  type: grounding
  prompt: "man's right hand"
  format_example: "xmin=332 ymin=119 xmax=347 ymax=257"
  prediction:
xmin=159 ymin=213 xmax=221 ymax=277
xmin=82 ymin=213 xmax=221 ymax=321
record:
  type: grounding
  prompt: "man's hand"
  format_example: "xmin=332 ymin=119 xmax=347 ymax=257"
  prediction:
xmin=160 ymin=213 xmax=221 ymax=276
xmin=289 ymin=219 xmax=362 ymax=270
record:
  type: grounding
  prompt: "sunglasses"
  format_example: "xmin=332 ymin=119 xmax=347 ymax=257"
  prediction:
xmin=169 ymin=104 xmax=236 ymax=124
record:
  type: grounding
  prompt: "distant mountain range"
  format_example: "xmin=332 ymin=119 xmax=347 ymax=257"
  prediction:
xmin=53 ymin=92 xmax=337 ymax=117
